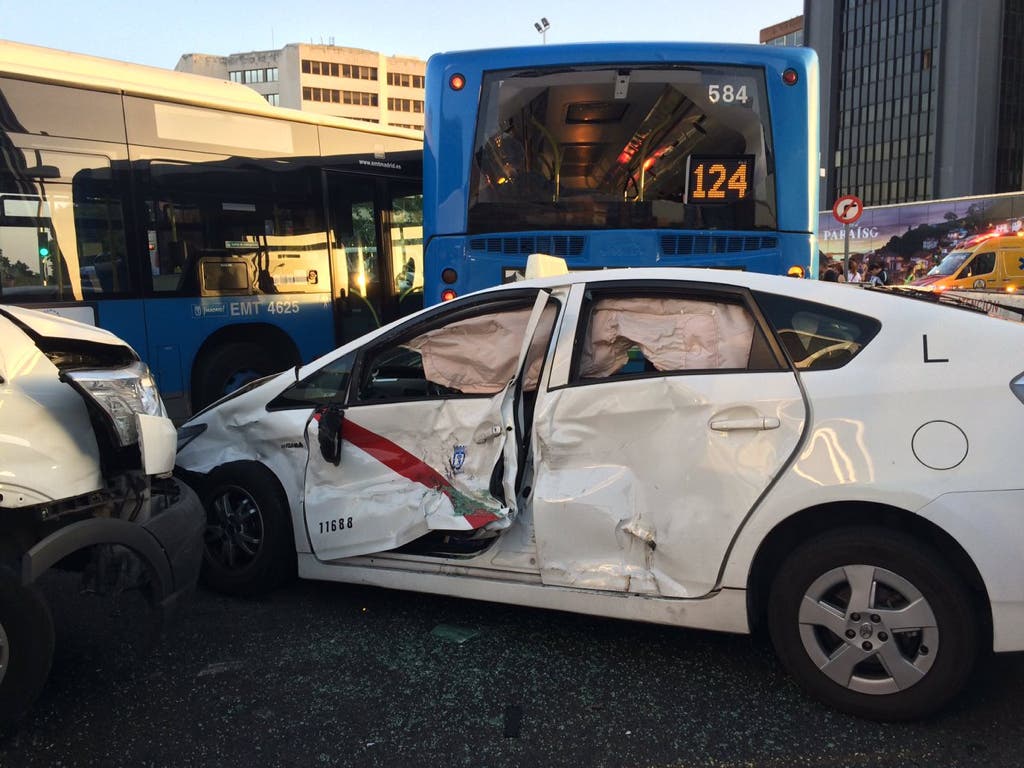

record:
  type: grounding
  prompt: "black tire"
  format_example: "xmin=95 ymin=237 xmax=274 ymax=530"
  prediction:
xmin=0 ymin=569 xmax=54 ymax=728
xmin=200 ymin=463 xmax=296 ymax=597
xmin=192 ymin=341 xmax=278 ymax=412
xmin=767 ymin=527 xmax=978 ymax=721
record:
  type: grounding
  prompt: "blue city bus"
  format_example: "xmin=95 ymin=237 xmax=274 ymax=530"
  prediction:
xmin=0 ymin=41 xmax=423 ymax=418
xmin=423 ymin=42 xmax=818 ymax=301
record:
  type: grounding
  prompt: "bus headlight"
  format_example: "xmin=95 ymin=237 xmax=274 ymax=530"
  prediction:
xmin=65 ymin=362 xmax=167 ymax=447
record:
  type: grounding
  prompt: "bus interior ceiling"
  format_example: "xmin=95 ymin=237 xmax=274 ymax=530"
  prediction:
xmin=495 ymin=74 xmax=749 ymax=201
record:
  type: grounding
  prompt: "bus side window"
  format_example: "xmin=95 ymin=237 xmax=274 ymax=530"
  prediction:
xmin=143 ymin=160 xmax=327 ymax=297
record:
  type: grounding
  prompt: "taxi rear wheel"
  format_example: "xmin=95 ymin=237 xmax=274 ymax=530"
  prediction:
xmin=200 ymin=463 xmax=295 ymax=597
xmin=768 ymin=527 xmax=977 ymax=721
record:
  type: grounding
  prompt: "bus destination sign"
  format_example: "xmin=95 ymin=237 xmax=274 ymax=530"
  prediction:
xmin=685 ymin=156 xmax=753 ymax=205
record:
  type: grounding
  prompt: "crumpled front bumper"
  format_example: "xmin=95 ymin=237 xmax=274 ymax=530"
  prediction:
xmin=22 ymin=477 xmax=205 ymax=614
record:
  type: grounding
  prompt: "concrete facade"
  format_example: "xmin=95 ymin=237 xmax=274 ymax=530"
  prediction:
xmin=176 ymin=43 xmax=426 ymax=129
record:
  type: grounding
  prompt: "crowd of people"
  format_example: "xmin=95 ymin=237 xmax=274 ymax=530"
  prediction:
xmin=817 ymin=255 xmax=931 ymax=285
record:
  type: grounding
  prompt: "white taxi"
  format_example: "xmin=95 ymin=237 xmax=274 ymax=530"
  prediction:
xmin=176 ymin=266 xmax=1024 ymax=720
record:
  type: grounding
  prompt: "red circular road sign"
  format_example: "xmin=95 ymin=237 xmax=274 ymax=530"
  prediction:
xmin=833 ymin=194 xmax=864 ymax=225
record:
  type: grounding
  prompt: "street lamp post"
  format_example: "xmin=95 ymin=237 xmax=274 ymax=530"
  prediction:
xmin=533 ymin=17 xmax=550 ymax=44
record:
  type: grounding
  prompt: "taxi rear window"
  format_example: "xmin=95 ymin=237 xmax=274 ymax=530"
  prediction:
xmin=754 ymin=292 xmax=880 ymax=371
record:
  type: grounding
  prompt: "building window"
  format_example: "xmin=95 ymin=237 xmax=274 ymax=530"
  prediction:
xmin=303 ymin=87 xmax=345 ymax=103
xmin=302 ymin=59 xmax=341 ymax=77
xmin=387 ymin=97 xmax=425 ymax=113
xmin=301 ymin=60 xmax=380 ymax=80
xmin=342 ymin=91 xmax=378 ymax=106
xmin=265 ymin=93 xmax=280 ymax=106
xmin=229 ymin=68 xmax=277 ymax=85
xmin=341 ymin=63 xmax=378 ymax=80
xmin=387 ymin=72 xmax=425 ymax=88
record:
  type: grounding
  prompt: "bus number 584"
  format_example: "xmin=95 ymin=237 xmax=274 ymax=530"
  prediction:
xmin=707 ymin=84 xmax=749 ymax=105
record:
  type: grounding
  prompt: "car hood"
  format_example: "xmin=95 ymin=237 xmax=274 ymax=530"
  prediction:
xmin=0 ymin=305 xmax=126 ymax=346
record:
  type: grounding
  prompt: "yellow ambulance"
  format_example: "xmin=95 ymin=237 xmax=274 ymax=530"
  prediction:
xmin=913 ymin=234 xmax=1024 ymax=292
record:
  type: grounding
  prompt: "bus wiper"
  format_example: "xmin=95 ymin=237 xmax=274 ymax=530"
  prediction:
xmin=510 ymin=68 xmax=579 ymax=78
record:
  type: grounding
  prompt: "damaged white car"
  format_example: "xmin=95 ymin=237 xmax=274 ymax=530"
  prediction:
xmin=176 ymin=266 xmax=1024 ymax=720
xmin=0 ymin=306 xmax=204 ymax=725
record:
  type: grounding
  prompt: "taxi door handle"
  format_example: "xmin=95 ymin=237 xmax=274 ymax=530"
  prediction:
xmin=710 ymin=416 xmax=781 ymax=432
xmin=473 ymin=423 xmax=504 ymax=444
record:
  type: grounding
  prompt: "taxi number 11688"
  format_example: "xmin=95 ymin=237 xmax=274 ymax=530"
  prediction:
xmin=319 ymin=517 xmax=353 ymax=534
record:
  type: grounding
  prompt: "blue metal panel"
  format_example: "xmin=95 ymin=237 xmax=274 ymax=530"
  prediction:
xmin=141 ymin=295 xmax=336 ymax=399
xmin=424 ymin=230 xmax=814 ymax=305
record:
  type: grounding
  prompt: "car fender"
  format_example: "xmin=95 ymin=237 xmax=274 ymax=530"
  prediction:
xmin=22 ymin=517 xmax=173 ymax=597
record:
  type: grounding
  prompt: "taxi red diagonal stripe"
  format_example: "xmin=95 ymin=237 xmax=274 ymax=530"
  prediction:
xmin=342 ymin=419 xmax=452 ymax=491
xmin=464 ymin=511 xmax=501 ymax=528
xmin=339 ymin=420 xmax=503 ymax=529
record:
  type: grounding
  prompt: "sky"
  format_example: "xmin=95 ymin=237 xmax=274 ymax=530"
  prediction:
xmin=1 ymin=0 xmax=805 ymax=69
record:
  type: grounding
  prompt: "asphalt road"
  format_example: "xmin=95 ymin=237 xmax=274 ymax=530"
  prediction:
xmin=2 ymin=572 xmax=1023 ymax=768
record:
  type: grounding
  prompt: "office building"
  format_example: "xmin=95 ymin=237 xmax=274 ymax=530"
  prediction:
xmin=804 ymin=0 xmax=1024 ymax=208
xmin=760 ymin=15 xmax=805 ymax=46
xmin=176 ymin=43 xmax=426 ymax=130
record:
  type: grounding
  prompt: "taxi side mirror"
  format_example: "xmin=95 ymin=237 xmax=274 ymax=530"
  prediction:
xmin=316 ymin=404 xmax=345 ymax=466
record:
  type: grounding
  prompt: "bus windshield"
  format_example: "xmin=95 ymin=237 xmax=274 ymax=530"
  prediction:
xmin=469 ymin=63 xmax=776 ymax=234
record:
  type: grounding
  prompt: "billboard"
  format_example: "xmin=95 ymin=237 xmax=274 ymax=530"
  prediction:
xmin=818 ymin=191 xmax=1024 ymax=266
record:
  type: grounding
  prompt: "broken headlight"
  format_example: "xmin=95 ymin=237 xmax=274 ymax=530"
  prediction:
xmin=65 ymin=362 xmax=167 ymax=447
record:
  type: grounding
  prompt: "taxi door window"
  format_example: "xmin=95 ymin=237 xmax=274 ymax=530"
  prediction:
xmin=755 ymin=291 xmax=881 ymax=371
xmin=357 ymin=300 xmax=557 ymax=402
xmin=571 ymin=292 xmax=777 ymax=382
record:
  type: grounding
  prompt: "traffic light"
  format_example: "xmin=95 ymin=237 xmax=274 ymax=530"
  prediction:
xmin=37 ymin=230 xmax=50 ymax=258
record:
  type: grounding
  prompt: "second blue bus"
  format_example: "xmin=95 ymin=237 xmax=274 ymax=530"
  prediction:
xmin=423 ymin=42 xmax=819 ymax=301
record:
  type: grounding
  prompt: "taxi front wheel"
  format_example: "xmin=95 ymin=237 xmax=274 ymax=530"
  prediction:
xmin=767 ymin=527 xmax=978 ymax=721
xmin=200 ymin=463 xmax=296 ymax=597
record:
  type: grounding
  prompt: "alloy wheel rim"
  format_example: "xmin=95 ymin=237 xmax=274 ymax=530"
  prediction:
xmin=205 ymin=485 xmax=264 ymax=570
xmin=797 ymin=564 xmax=939 ymax=695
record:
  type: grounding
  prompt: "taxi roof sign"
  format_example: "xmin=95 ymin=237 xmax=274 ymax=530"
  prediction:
xmin=525 ymin=253 xmax=569 ymax=279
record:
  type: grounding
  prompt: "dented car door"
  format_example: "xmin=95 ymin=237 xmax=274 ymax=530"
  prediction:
xmin=532 ymin=282 xmax=807 ymax=598
xmin=303 ymin=290 xmax=556 ymax=560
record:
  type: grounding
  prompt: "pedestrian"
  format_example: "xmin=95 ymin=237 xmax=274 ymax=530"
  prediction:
xmin=823 ymin=266 xmax=839 ymax=282
xmin=904 ymin=261 xmax=927 ymax=284
xmin=867 ymin=262 xmax=887 ymax=286
xmin=847 ymin=257 xmax=862 ymax=283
